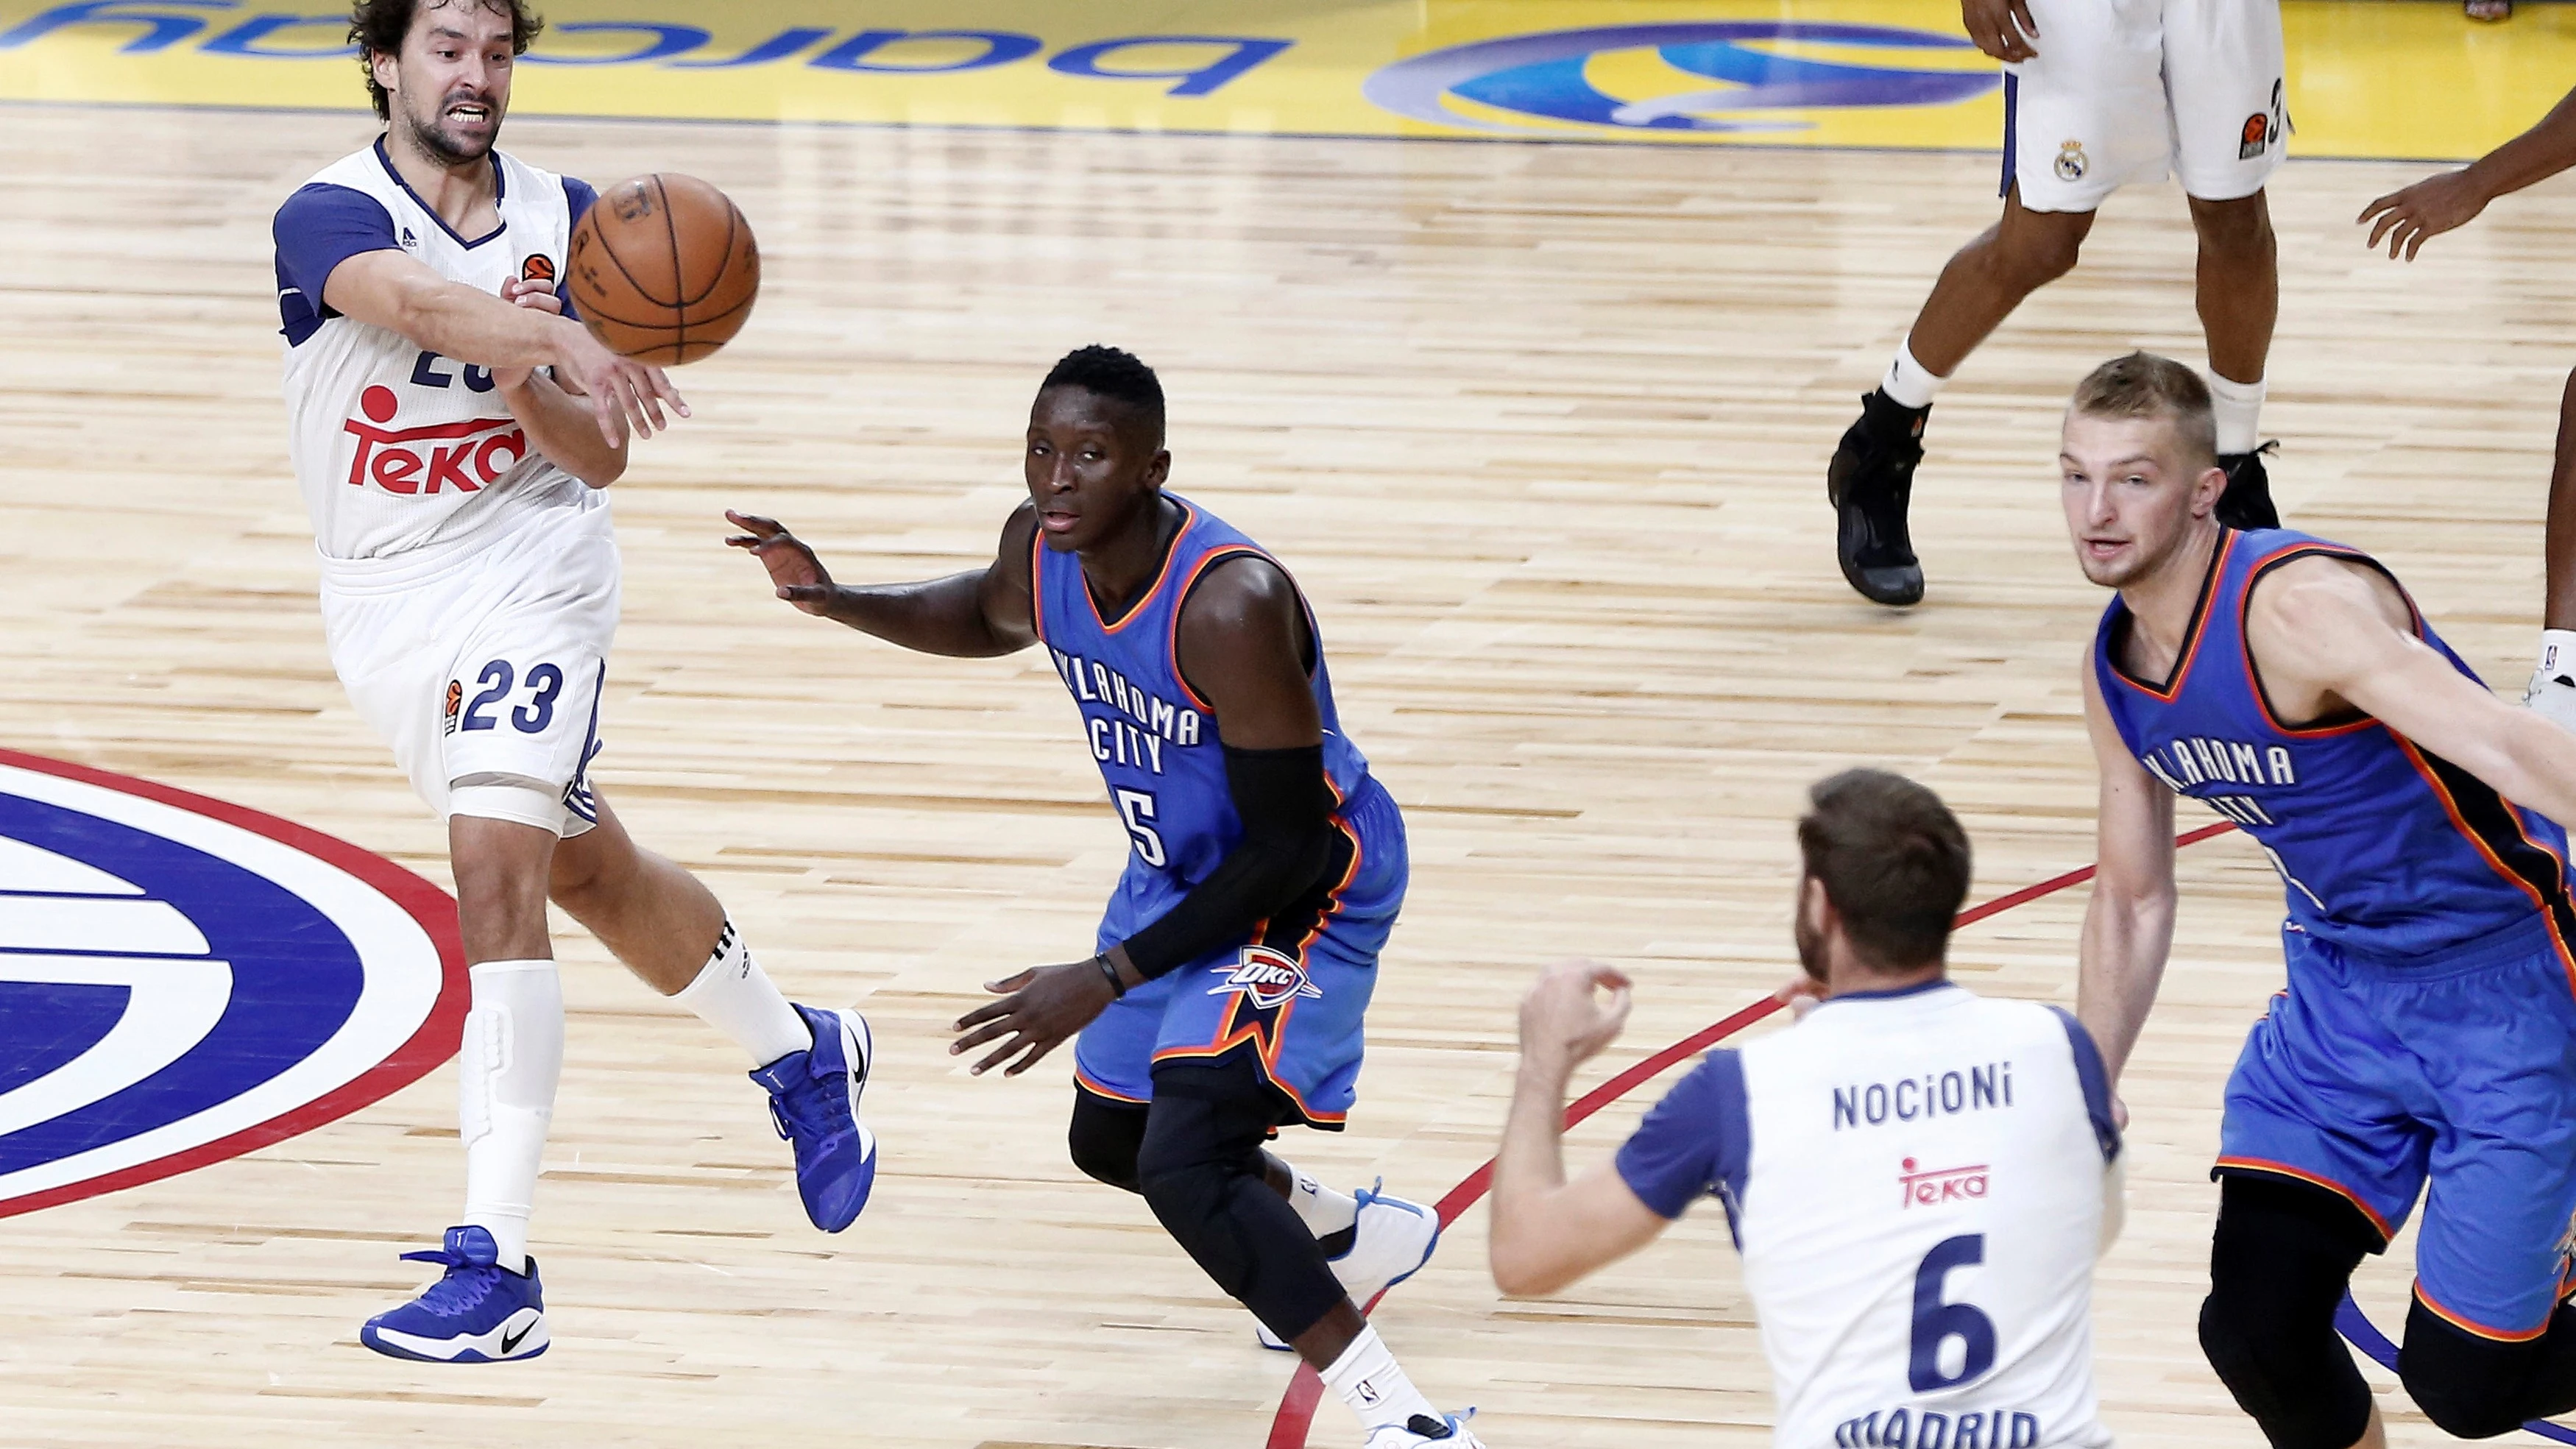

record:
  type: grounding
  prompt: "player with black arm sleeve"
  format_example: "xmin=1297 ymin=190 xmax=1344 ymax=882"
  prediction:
xmin=727 ymin=345 xmax=1484 ymax=1449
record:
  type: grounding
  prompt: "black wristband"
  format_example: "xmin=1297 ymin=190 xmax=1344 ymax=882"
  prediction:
xmin=1093 ymin=953 xmax=1126 ymax=999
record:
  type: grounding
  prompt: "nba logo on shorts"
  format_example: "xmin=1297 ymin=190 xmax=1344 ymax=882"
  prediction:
xmin=2054 ymin=140 xmax=2088 ymax=182
xmin=1209 ymin=945 xmax=1326 ymax=1010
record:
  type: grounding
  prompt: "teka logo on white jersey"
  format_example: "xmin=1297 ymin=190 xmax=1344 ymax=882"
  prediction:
xmin=0 ymin=750 xmax=463 ymax=1220
xmin=1898 ymin=1157 xmax=1990 ymax=1210
xmin=1207 ymin=945 xmax=1324 ymax=1010
xmin=342 ymin=385 xmax=528 ymax=497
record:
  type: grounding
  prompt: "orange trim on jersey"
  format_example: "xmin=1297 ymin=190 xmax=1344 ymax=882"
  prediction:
xmin=2389 ymin=734 xmax=2576 ymax=996
xmin=2107 ymin=529 xmax=2235 ymax=703
xmin=1073 ymin=1066 xmax=1149 ymax=1106
xmin=2415 ymin=1280 xmax=2552 ymax=1342
xmin=1028 ymin=525 xmax=1050 ymax=648
xmin=1163 ymin=543 xmax=1273 ymax=712
xmin=2214 ymin=1157 xmax=2394 ymax=1241
xmin=2237 ymin=542 xmax=2419 ymax=737
xmin=1087 ymin=498 xmax=1198 ymax=636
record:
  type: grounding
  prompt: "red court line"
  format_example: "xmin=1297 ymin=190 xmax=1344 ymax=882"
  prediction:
xmin=1264 ymin=821 xmax=2239 ymax=1448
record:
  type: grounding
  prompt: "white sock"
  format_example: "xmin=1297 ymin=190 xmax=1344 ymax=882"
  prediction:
xmin=1281 ymin=1162 xmax=1360 ymax=1239
xmin=673 ymin=918 xmax=813 ymax=1067
xmin=2206 ymin=369 xmax=2265 ymax=455
xmin=2539 ymin=629 xmax=2576 ymax=684
xmin=1322 ymin=1327 xmax=1443 ymax=1438
xmin=459 ymin=959 xmax=563 ymax=1275
xmin=1881 ymin=337 xmax=1949 ymax=409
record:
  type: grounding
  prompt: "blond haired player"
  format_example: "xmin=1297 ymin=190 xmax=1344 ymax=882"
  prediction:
xmin=271 ymin=0 xmax=876 ymax=1361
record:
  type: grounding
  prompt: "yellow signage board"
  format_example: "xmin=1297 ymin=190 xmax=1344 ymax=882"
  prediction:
xmin=0 ymin=0 xmax=2562 ymax=160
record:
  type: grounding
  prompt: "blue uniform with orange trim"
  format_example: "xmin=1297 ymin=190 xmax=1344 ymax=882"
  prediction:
xmin=1033 ymin=493 xmax=1406 ymax=1127
xmin=2095 ymin=526 xmax=2576 ymax=1340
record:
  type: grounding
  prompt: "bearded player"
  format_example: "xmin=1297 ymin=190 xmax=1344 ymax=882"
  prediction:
xmin=272 ymin=0 xmax=877 ymax=1362
xmin=1826 ymin=0 xmax=2288 ymax=606
xmin=728 ymin=347 xmax=1479 ymax=1448
xmin=2068 ymin=352 xmax=2576 ymax=1442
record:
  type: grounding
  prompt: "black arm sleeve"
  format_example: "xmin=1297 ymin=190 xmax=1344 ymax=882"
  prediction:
xmin=1117 ymin=743 xmax=1337 ymax=980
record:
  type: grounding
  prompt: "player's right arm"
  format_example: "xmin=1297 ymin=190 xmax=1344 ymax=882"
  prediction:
xmin=2076 ymin=657 xmax=2178 ymax=1088
xmin=2360 ymin=85 xmax=2576 ymax=260
xmin=723 ymin=503 xmax=1040 ymax=659
xmin=320 ymin=249 xmax=680 ymax=446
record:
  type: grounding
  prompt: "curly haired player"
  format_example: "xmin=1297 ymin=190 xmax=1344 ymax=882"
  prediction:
xmin=272 ymin=0 xmax=877 ymax=1361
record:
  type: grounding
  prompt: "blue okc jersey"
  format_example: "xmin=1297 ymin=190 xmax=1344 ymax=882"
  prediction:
xmin=2094 ymin=528 xmax=2572 ymax=961
xmin=1032 ymin=494 xmax=1377 ymax=947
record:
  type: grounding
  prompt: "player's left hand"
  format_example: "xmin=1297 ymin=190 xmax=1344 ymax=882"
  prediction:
xmin=492 ymin=277 xmax=562 ymax=392
xmin=952 ymin=959 xmax=1117 ymax=1077
xmin=1517 ymin=960 xmax=1635 ymax=1077
xmin=2358 ymin=169 xmax=2491 ymax=261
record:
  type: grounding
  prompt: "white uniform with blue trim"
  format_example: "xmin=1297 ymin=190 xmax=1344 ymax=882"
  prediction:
xmin=2002 ymin=0 xmax=2285 ymax=213
xmin=1616 ymin=983 xmax=2123 ymax=1448
xmin=274 ymin=141 xmax=611 ymax=836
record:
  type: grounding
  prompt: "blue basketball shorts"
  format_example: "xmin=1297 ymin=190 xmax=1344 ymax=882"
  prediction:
xmin=1072 ymin=781 xmax=1407 ymax=1129
xmin=2218 ymin=918 xmax=2576 ymax=1339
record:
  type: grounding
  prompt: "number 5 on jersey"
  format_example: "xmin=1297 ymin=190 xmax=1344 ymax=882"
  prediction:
xmin=1115 ymin=788 xmax=1167 ymax=867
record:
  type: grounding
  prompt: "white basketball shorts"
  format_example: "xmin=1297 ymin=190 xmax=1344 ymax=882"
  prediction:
xmin=319 ymin=495 xmax=618 ymax=837
xmin=2001 ymin=0 xmax=2287 ymax=213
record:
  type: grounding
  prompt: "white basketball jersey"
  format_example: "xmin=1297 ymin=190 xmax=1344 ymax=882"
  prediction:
xmin=1736 ymin=986 xmax=2115 ymax=1448
xmin=274 ymin=141 xmax=590 ymax=561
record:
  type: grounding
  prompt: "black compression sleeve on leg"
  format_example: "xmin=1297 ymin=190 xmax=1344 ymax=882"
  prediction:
xmin=2199 ymin=1172 xmax=2379 ymax=1449
xmin=1068 ymin=1088 xmax=1151 ymax=1194
xmin=2399 ymin=1297 xmax=2560 ymax=1438
xmin=1116 ymin=744 xmax=1334 ymax=980
xmin=1136 ymin=1057 xmax=1348 ymax=1343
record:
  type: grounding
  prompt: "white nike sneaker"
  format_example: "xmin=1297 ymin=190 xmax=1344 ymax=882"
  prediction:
xmin=1256 ymin=1180 xmax=1440 ymax=1350
xmin=1366 ymin=1409 xmax=1485 ymax=1447
xmin=2529 ymin=666 xmax=2576 ymax=732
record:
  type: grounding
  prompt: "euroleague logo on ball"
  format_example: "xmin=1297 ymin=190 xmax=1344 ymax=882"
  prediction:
xmin=1362 ymin=23 xmax=1998 ymax=138
xmin=0 ymin=751 xmax=462 ymax=1220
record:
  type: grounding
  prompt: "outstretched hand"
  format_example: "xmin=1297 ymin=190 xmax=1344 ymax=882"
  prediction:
xmin=1517 ymin=960 xmax=1635 ymax=1079
xmin=554 ymin=315 xmax=688 ymax=445
xmin=2358 ymin=169 xmax=2491 ymax=261
xmin=724 ymin=511 xmax=839 ymax=614
xmin=951 ymin=960 xmax=1118 ymax=1077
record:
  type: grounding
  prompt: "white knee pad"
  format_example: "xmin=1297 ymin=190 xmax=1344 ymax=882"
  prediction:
xmin=459 ymin=959 xmax=565 ymax=1269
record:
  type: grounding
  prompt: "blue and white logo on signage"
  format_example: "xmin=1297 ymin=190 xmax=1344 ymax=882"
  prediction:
xmin=1365 ymin=24 xmax=1995 ymax=138
xmin=0 ymin=751 xmax=461 ymax=1219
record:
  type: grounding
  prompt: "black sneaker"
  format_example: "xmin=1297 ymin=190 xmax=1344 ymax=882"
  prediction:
xmin=2215 ymin=441 xmax=2280 ymax=531
xmin=1827 ymin=389 xmax=1931 ymax=606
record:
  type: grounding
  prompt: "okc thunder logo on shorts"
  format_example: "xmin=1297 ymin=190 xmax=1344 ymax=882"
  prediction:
xmin=0 ymin=750 xmax=462 ymax=1219
xmin=1208 ymin=945 xmax=1326 ymax=1010
xmin=1362 ymin=23 xmax=1998 ymax=138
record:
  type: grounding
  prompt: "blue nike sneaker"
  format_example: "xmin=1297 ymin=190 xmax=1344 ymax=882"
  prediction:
xmin=359 ymin=1225 xmax=547 ymax=1363
xmin=750 ymin=1003 xmax=879 ymax=1232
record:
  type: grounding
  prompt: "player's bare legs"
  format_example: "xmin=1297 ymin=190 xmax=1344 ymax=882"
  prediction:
xmin=1829 ymin=187 xmax=2092 ymax=606
xmin=546 ymin=796 xmax=726 ymax=993
xmin=2527 ymin=368 xmax=2576 ymax=726
xmin=1902 ymin=186 xmax=2095 ymax=376
xmin=2189 ymin=189 xmax=2283 ymax=528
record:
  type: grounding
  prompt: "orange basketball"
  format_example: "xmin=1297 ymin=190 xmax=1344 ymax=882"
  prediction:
xmin=565 ymin=173 xmax=759 ymax=365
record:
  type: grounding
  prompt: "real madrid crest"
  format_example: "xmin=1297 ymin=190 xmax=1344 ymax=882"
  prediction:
xmin=2054 ymin=139 xmax=2089 ymax=183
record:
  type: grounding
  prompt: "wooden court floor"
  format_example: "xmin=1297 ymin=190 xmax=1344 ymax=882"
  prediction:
xmin=5 ymin=102 xmax=2574 ymax=1447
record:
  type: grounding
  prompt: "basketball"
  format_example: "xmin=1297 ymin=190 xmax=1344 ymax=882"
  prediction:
xmin=565 ymin=173 xmax=759 ymax=365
